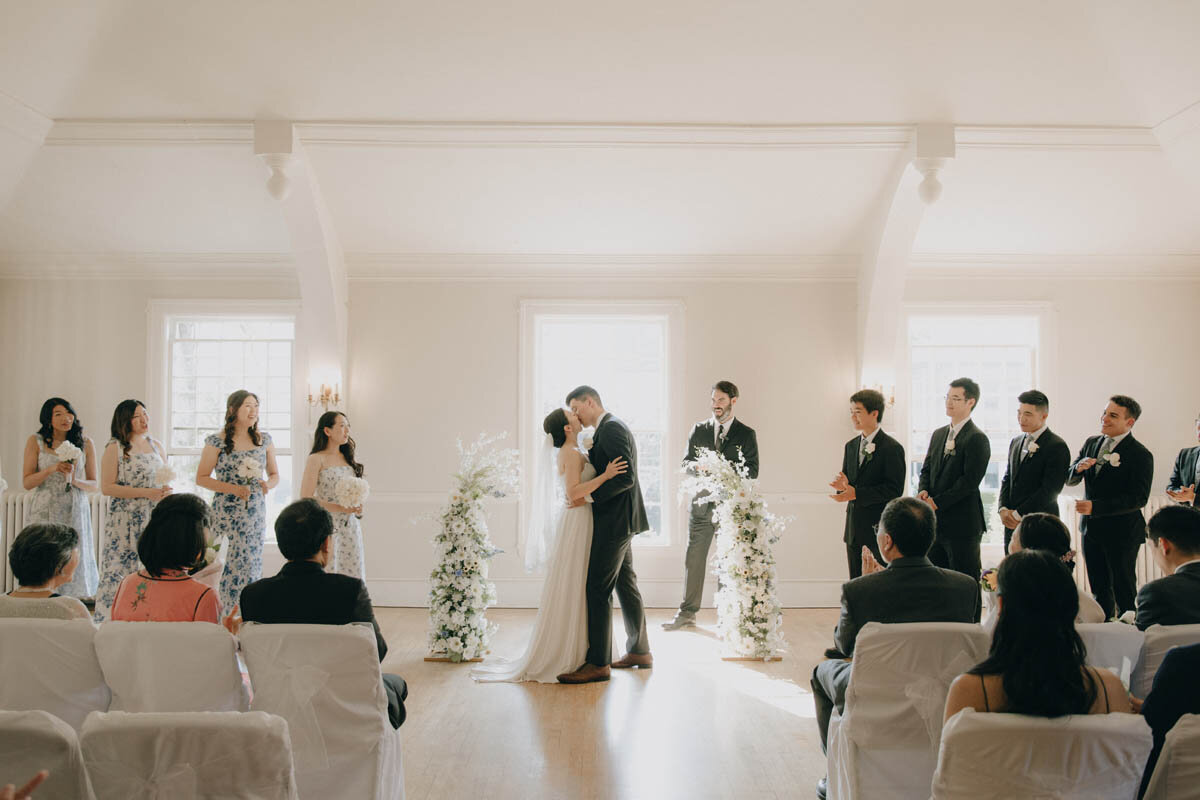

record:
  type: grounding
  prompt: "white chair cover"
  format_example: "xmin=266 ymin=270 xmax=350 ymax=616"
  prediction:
xmin=1132 ymin=624 xmax=1200 ymax=699
xmin=1075 ymin=622 xmax=1145 ymax=689
xmin=95 ymin=621 xmax=249 ymax=712
xmin=827 ymin=622 xmax=990 ymax=800
xmin=239 ymin=622 xmax=404 ymax=800
xmin=932 ymin=708 xmax=1153 ymax=800
xmin=0 ymin=618 xmax=110 ymax=730
xmin=0 ymin=709 xmax=95 ymax=799
xmin=1142 ymin=713 xmax=1200 ymax=800
xmin=80 ymin=710 xmax=298 ymax=800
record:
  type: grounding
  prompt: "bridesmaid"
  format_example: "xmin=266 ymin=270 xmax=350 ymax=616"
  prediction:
xmin=196 ymin=389 xmax=279 ymax=616
xmin=21 ymin=397 xmax=99 ymax=599
xmin=300 ymin=411 xmax=366 ymax=579
xmin=95 ymin=399 xmax=172 ymax=622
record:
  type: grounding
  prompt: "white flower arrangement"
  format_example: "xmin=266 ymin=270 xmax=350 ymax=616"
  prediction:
xmin=862 ymin=441 xmax=876 ymax=463
xmin=1026 ymin=442 xmax=1039 ymax=455
xmin=1101 ymin=451 xmax=1121 ymax=467
xmin=54 ymin=441 xmax=83 ymax=492
xmin=680 ymin=448 xmax=789 ymax=660
xmin=333 ymin=474 xmax=370 ymax=509
xmin=425 ymin=433 xmax=519 ymax=662
xmin=154 ymin=464 xmax=177 ymax=487
xmin=235 ymin=456 xmax=261 ymax=483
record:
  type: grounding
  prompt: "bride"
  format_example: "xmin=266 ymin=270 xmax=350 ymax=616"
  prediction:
xmin=472 ymin=406 xmax=626 ymax=683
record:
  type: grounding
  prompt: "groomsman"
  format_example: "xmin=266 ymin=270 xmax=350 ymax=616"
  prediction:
xmin=997 ymin=390 xmax=1071 ymax=554
xmin=917 ymin=377 xmax=990 ymax=580
xmin=1065 ymin=395 xmax=1154 ymax=619
xmin=663 ymin=381 xmax=758 ymax=631
xmin=829 ymin=389 xmax=905 ymax=578
xmin=1165 ymin=414 xmax=1200 ymax=507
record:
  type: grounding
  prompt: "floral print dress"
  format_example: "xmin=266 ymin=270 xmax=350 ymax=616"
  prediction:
xmin=28 ymin=437 xmax=98 ymax=598
xmin=93 ymin=438 xmax=165 ymax=622
xmin=315 ymin=464 xmax=366 ymax=579
xmin=207 ymin=431 xmax=271 ymax=617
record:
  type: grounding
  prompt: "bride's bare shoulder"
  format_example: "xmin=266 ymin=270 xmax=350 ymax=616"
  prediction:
xmin=558 ymin=446 xmax=584 ymax=473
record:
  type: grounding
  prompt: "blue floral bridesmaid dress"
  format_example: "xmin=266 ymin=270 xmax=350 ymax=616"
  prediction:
xmin=93 ymin=438 xmax=165 ymax=622
xmin=28 ymin=436 xmax=98 ymax=598
xmin=315 ymin=464 xmax=366 ymax=579
xmin=207 ymin=431 xmax=271 ymax=616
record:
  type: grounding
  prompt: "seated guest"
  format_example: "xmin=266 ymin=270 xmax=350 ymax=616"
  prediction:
xmin=110 ymin=493 xmax=219 ymax=623
xmin=240 ymin=498 xmax=408 ymax=729
xmin=1138 ymin=642 xmax=1200 ymax=798
xmin=1135 ymin=504 xmax=1200 ymax=629
xmin=0 ymin=523 xmax=91 ymax=621
xmin=945 ymin=549 xmax=1131 ymax=721
xmin=999 ymin=512 xmax=1105 ymax=625
xmin=811 ymin=497 xmax=980 ymax=799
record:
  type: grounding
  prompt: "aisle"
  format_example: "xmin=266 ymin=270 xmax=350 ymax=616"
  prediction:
xmin=376 ymin=607 xmax=837 ymax=800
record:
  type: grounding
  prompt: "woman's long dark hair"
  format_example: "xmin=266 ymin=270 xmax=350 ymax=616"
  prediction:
xmin=969 ymin=549 xmax=1096 ymax=717
xmin=310 ymin=411 xmax=363 ymax=477
xmin=38 ymin=397 xmax=85 ymax=449
xmin=1014 ymin=512 xmax=1077 ymax=570
xmin=110 ymin=399 xmax=145 ymax=459
xmin=221 ymin=390 xmax=262 ymax=455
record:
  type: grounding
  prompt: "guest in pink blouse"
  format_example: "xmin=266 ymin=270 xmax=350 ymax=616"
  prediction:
xmin=111 ymin=493 xmax=219 ymax=623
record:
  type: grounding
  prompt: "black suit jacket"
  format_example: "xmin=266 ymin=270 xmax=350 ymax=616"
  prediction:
xmin=1139 ymin=643 xmax=1200 ymax=798
xmin=917 ymin=419 xmax=991 ymax=540
xmin=1065 ymin=433 xmax=1154 ymax=537
xmin=588 ymin=413 xmax=649 ymax=539
xmin=840 ymin=430 xmax=905 ymax=545
xmin=1167 ymin=445 xmax=1200 ymax=506
xmin=240 ymin=560 xmax=388 ymax=662
xmin=683 ymin=417 xmax=759 ymax=478
xmin=997 ymin=428 xmax=1071 ymax=525
xmin=1134 ymin=562 xmax=1200 ymax=629
xmin=832 ymin=556 xmax=982 ymax=657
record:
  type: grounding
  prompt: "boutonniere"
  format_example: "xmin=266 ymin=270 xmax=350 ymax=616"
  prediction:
xmin=1101 ymin=452 xmax=1120 ymax=467
xmin=580 ymin=428 xmax=595 ymax=452
xmin=1026 ymin=442 xmax=1039 ymax=454
xmin=862 ymin=441 xmax=876 ymax=463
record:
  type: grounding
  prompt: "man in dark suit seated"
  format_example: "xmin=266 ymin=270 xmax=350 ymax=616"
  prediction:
xmin=811 ymin=497 xmax=981 ymax=800
xmin=1138 ymin=642 xmax=1200 ymax=798
xmin=240 ymin=498 xmax=408 ymax=728
xmin=1135 ymin=504 xmax=1200 ymax=629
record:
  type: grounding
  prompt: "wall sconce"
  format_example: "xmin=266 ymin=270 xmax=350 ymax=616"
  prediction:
xmin=308 ymin=383 xmax=341 ymax=412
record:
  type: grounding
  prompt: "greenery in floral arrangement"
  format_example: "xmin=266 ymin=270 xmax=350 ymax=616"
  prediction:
xmin=680 ymin=448 xmax=789 ymax=659
xmin=426 ymin=432 xmax=519 ymax=662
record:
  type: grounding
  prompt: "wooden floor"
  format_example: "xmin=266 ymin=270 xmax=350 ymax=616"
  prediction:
xmin=377 ymin=607 xmax=838 ymax=800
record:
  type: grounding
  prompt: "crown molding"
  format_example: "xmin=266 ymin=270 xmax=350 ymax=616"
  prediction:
xmin=909 ymin=252 xmax=1200 ymax=279
xmin=0 ymin=252 xmax=296 ymax=280
xmin=40 ymin=120 xmax=1164 ymax=152
xmin=0 ymin=91 xmax=53 ymax=144
xmin=343 ymin=252 xmax=858 ymax=282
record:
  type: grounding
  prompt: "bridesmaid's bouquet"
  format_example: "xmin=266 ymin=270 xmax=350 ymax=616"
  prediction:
xmin=154 ymin=464 xmax=177 ymax=488
xmin=54 ymin=441 xmax=83 ymax=492
xmin=235 ymin=456 xmax=262 ymax=504
xmin=979 ymin=567 xmax=999 ymax=593
xmin=333 ymin=475 xmax=370 ymax=511
xmin=191 ymin=536 xmax=227 ymax=592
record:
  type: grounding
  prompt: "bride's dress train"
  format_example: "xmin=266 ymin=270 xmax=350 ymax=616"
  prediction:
xmin=472 ymin=463 xmax=594 ymax=683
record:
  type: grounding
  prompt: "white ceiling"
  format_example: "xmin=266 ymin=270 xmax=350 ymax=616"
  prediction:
xmin=1 ymin=0 xmax=1199 ymax=272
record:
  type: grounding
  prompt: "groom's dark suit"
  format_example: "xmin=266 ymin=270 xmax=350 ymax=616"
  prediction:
xmin=585 ymin=412 xmax=650 ymax=666
xmin=840 ymin=429 xmax=905 ymax=578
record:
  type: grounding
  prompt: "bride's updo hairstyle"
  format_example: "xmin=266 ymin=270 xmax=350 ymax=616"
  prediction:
xmin=543 ymin=408 xmax=569 ymax=449
xmin=1012 ymin=512 xmax=1076 ymax=570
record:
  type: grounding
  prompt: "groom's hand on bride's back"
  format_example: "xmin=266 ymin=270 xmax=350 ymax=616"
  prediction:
xmin=565 ymin=496 xmax=587 ymax=509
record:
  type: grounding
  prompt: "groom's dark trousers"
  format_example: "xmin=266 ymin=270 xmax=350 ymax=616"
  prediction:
xmin=585 ymin=413 xmax=651 ymax=665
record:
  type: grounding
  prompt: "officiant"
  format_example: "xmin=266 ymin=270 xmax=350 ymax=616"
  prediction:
xmin=663 ymin=381 xmax=759 ymax=631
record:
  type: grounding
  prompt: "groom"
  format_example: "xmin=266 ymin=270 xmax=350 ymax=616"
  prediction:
xmin=558 ymin=386 xmax=652 ymax=684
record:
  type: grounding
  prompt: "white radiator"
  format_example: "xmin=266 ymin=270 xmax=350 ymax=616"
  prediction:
xmin=1059 ymin=493 xmax=1173 ymax=595
xmin=2 ymin=491 xmax=107 ymax=593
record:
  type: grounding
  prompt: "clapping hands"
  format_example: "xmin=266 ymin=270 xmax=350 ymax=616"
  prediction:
xmin=861 ymin=547 xmax=885 ymax=575
xmin=829 ymin=472 xmax=855 ymax=502
xmin=1167 ymin=484 xmax=1197 ymax=504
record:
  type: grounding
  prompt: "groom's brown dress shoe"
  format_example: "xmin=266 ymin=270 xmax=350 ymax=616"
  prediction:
xmin=611 ymin=652 xmax=653 ymax=669
xmin=556 ymin=663 xmax=611 ymax=684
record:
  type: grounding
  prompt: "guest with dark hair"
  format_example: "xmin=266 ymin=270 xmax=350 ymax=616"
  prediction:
xmin=945 ymin=549 xmax=1130 ymax=720
xmin=0 ymin=523 xmax=91 ymax=620
xmin=1135 ymin=504 xmax=1200 ymax=629
xmin=997 ymin=390 xmax=1070 ymax=554
xmin=240 ymin=498 xmax=409 ymax=728
xmin=830 ymin=388 xmax=905 ymax=579
xmin=811 ymin=497 xmax=980 ymax=798
xmin=110 ymin=493 xmax=219 ymax=623
xmin=1164 ymin=413 xmax=1200 ymax=507
xmin=1066 ymin=394 xmax=1154 ymax=618
xmin=917 ymin=377 xmax=990 ymax=580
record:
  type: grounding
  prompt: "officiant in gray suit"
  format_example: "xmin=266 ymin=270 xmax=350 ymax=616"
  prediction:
xmin=664 ymin=381 xmax=759 ymax=630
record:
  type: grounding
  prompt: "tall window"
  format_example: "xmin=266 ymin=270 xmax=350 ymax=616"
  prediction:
xmin=908 ymin=314 xmax=1040 ymax=543
xmin=164 ymin=316 xmax=296 ymax=530
xmin=525 ymin=303 xmax=679 ymax=548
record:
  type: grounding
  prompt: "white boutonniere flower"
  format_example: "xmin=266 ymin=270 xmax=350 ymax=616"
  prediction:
xmin=1026 ymin=442 xmax=1039 ymax=454
xmin=582 ymin=436 xmax=594 ymax=451
xmin=1102 ymin=452 xmax=1121 ymax=467
xmin=864 ymin=442 xmax=876 ymax=455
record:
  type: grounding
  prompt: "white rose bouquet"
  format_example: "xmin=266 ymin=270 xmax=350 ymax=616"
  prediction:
xmin=333 ymin=475 xmax=370 ymax=511
xmin=54 ymin=441 xmax=84 ymax=492
xmin=235 ymin=456 xmax=262 ymax=503
xmin=154 ymin=464 xmax=177 ymax=488
xmin=191 ymin=536 xmax=227 ymax=592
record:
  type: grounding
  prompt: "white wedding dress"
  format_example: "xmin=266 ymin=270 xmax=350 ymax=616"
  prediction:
xmin=472 ymin=462 xmax=593 ymax=683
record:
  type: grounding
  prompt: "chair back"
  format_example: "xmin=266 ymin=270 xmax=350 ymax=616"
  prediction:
xmin=1075 ymin=622 xmax=1144 ymax=689
xmin=0 ymin=618 xmax=110 ymax=729
xmin=932 ymin=708 xmax=1153 ymax=799
xmin=1133 ymin=624 xmax=1200 ymax=698
xmin=0 ymin=709 xmax=95 ymax=799
xmin=1142 ymin=713 xmax=1200 ymax=800
xmin=95 ymin=621 xmax=249 ymax=712
xmin=80 ymin=710 xmax=298 ymax=800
